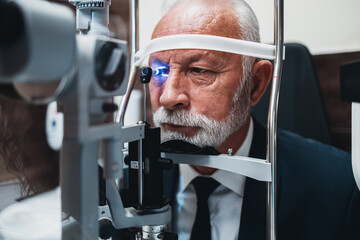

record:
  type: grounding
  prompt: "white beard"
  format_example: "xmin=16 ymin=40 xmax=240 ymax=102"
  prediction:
xmin=153 ymin=82 xmax=250 ymax=147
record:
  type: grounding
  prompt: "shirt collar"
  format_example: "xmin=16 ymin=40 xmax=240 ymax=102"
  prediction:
xmin=179 ymin=118 xmax=254 ymax=196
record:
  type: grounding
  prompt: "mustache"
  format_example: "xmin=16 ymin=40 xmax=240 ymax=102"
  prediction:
xmin=153 ymin=107 xmax=220 ymax=129
xmin=152 ymin=106 xmax=235 ymax=147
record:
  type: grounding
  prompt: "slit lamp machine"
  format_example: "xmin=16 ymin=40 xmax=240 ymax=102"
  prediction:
xmin=0 ymin=0 xmax=359 ymax=240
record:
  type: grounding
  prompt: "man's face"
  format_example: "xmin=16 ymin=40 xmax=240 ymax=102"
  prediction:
xmin=149 ymin=1 xmax=251 ymax=148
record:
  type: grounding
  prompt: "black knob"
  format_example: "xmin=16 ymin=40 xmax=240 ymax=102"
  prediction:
xmin=99 ymin=218 xmax=116 ymax=239
xmin=140 ymin=67 xmax=152 ymax=83
xmin=157 ymin=158 xmax=173 ymax=170
xmin=157 ymin=232 xmax=178 ymax=240
xmin=124 ymin=156 xmax=130 ymax=165
xmin=102 ymin=103 xmax=118 ymax=113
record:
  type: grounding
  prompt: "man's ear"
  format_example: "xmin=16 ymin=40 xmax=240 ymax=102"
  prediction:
xmin=250 ymin=60 xmax=273 ymax=107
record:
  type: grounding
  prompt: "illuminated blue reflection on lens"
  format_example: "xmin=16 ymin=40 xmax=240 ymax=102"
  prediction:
xmin=151 ymin=63 xmax=170 ymax=85
xmin=153 ymin=66 xmax=170 ymax=76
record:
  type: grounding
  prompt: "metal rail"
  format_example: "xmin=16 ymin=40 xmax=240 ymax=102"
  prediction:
xmin=266 ymin=0 xmax=284 ymax=240
xmin=116 ymin=0 xmax=139 ymax=125
xmin=117 ymin=65 xmax=138 ymax=125
xmin=130 ymin=0 xmax=139 ymax=65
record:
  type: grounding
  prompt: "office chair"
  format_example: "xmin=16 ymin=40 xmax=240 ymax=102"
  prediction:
xmin=252 ymin=43 xmax=332 ymax=145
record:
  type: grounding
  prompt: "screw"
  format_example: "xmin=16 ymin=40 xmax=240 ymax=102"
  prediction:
xmin=227 ymin=148 xmax=233 ymax=156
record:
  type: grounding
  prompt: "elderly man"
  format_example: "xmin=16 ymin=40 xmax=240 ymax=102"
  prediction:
xmin=146 ymin=0 xmax=360 ymax=240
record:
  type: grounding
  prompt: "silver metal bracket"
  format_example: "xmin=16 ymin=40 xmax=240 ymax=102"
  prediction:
xmin=162 ymin=153 xmax=271 ymax=182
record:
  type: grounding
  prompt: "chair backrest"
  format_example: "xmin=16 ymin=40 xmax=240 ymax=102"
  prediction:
xmin=340 ymin=60 xmax=360 ymax=103
xmin=251 ymin=43 xmax=332 ymax=145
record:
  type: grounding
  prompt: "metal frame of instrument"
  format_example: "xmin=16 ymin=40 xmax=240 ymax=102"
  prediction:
xmin=352 ymin=103 xmax=360 ymax=190
xmin=266 ymin=1 xmax=284 ymax=239
xmin=118 ymin=1 xmax=284 ymax=240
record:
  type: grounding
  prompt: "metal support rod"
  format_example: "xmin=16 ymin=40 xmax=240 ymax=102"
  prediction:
xmin=116 ymin=65 xmax=138 ymax=125
xmin=266 ymin=0 xmax=284 ymax=240
xmin=115 ymin=0 xmax=139 ymax=125
xmin=130 ymin=0 xmax=139 ymax=66
xmin=143 ymin=84 xmax=147 ymax=122
xmin=138 ymin=139 xmax=143 ymax=205
xmin=61 ymin=140 xmax=99 ymax=239
xmin=352 ymin=103 xmax=360 ymax=190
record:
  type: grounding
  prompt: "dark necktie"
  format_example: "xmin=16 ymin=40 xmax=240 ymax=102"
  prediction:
xmin=190 ymin=177 xmax=220 ymax=240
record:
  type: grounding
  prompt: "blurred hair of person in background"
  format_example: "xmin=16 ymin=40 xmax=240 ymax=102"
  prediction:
xmin=0 ymin=87 xmax=61 ymax=239
xmin=0 ymin=89 xmax=59 ymax=199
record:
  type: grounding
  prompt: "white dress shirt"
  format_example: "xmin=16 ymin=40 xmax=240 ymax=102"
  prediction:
xmin=175 ymin=119 xmax=254 ymax=240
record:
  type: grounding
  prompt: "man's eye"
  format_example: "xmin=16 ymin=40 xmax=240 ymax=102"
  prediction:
xmin=153 ymin=66 xmax=170 ymax=77
xmin=191 ymin=68 xmax=207 ymax=74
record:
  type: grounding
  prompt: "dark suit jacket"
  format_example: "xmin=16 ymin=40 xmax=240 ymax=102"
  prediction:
xmin=163 ymin=119 xmax=360 ymax=240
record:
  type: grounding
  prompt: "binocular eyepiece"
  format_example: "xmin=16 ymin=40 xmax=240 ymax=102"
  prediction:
xmin=0 ymin=0 xmax=76 ymax=84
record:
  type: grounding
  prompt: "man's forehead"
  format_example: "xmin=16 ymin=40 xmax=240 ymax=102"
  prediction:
xmin=149 ymin=49 xmax=232 ymax=66
xmin=152 ymin=0 xmax=241 ymax=40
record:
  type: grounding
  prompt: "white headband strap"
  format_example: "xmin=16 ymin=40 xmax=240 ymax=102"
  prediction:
xmin=135 ymin=34 xmax=284 ymax=66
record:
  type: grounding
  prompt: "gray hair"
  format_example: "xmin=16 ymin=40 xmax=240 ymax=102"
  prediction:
xmin=161 ymin=0 xmax=260 ymax=43
xmin=160 ymin=0 xmax=260 ymax=93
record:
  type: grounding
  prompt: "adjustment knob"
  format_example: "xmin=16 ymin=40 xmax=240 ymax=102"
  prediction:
xmin=102 ymin=102 xmax=118 ymax=113
xmin=157 ymin=232 xmax=178 ymax=240
xmin=157 ymin=158 xmax=173 ymax=170
xmin=99 ymin=218 xmax=116 ymax=239
xmin=140 ymin=67 xmax=152 ymax=83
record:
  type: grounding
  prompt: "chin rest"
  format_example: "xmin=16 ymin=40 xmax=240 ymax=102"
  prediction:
xmin=161 ymin=140 xmax=220 ymax=155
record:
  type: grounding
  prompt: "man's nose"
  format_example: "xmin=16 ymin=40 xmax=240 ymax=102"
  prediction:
xmin=159 ymin=72 xmax=190 ymax=110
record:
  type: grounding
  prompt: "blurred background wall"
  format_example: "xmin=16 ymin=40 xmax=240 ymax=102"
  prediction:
xmin=138 ymin=0 xmax=360 ymax=54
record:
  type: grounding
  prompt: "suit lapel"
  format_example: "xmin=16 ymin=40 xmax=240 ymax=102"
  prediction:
xmin=239 ymin=118 xmax=267 ymax=240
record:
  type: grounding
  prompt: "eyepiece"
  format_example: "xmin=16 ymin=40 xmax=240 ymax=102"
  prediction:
xmin=140 ymin=67 xmax=152 ymax=83
xmin=0 ymin=1 xmax=25 ymax=46
xmin=0 ymin=1 xmax=27 ymax=77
